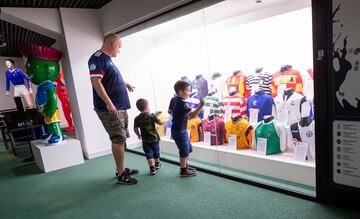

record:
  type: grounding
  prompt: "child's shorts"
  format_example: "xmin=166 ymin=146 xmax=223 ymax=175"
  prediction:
xmin=171 ymin=131 xmax=192 ymax=158
xmin=143 ymin=141 xmax=160 ymax=160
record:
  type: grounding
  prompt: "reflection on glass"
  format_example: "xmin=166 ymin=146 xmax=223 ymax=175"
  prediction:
xmin=118 ymin=0 xmax=315 ymax=195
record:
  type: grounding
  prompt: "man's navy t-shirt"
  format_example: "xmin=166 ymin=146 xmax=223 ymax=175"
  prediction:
xmin=169 ymin=96 xmax=191 ymax=133
xmin=88 ymin=50 xmax=130 ymax=111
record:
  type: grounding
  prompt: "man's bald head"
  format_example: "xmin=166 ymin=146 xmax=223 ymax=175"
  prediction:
xmin=104 ymin=33 xmax=120 ymax=44
xmin=101 ymin=33 xmax=122 ymax=57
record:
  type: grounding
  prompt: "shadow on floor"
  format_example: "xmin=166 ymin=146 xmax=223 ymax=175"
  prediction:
xmin=12 ymin=162 xmax=42 ymax=176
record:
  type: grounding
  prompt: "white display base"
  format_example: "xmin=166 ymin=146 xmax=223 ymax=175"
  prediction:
xmin=31 ymin=137 xmax=84 ymax=173
xmin=159 ymin=138 xmax=316 ymax=187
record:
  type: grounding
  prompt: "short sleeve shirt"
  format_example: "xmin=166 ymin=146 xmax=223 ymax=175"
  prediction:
xmin=134 ymin=112 xmax=160 ymax=142
xmin=168 ymin=96 xmax=177 ymax=115
xmin=88 ymin=50 xmax=130 ymax=111
xmin=170 ymin=96 xmax=192 ymax=133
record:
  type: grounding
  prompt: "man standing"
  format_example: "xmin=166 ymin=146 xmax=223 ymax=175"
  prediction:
xmin=89 ymin=33 xmax=138 ymax=185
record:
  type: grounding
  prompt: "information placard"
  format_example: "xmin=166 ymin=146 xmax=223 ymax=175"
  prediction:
xmin=333 ymin=121 xmax=360 ymax=188
xmin=257 ymin=138 xmax=267 ymax=155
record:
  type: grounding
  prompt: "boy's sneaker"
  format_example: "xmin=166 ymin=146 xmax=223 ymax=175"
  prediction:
xmin=155 ymin=163 xmax=161 ymax=170
xmin=118 ymin=172 xmax=138 ymax=185
xmin=116 ymin=168 xmax=139 ymax=177
xmin=187 ymin=165 xmax=196 ymax=172
xmin=150 ymin=168 xmax=156 ymax=175
xmin=180 ymin=168 xmax=196 ymax=177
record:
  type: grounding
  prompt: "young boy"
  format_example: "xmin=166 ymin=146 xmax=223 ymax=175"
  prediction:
xmin=134 ymin=98 xmax=166 ymax=175
xmin=169 ymin=80 xmax=204 ymax=177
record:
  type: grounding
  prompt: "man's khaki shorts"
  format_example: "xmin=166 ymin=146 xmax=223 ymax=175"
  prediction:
xmin=95 ymin=110 xmax=128 ymax=144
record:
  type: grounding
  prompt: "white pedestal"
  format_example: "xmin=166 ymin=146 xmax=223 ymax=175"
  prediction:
xmin=31 ymin=137 xmax=84 ymax=173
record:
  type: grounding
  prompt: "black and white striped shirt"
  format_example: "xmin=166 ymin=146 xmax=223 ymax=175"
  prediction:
xmin=246 ymin=72 xmax=272 ymax=95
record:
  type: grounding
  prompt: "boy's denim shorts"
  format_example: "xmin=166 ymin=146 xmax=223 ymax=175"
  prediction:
xmin=171 ymin=131 xmax=192 ymax=157
xmin=143 ymin=141 xmax=160 ymax=160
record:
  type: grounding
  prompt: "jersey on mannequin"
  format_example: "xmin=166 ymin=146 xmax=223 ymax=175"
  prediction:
xmin=246 ymin=67 xmax=272 ymax=96
xmin=225 ymin=115 xmax=253 ymax=149
xmin=222 ymin=90 xmax=247 ymax=118
xmin=4 ymin=59 xmax=35 ymax=108
xmin=254 ymin=115 xmax=286 ymax=155
xmin=226 ymin=70 xmax=250 ymax=98
xmin=192 ymin=74 xmax=209 ymax=98
xmin=271 ymin=65 xmax=304 ymax=97
xmin=210 ymin=72 xmax=228 ymax=98
xmin=202 ymin=114 xmax=226 ymax=145
xmin=288 ymin=116 xmax=315 ymax=161
xmin=247 ymin=89 xmax=274 ymax=122
xmin=274 ymin=88 xmax=309 ymax=126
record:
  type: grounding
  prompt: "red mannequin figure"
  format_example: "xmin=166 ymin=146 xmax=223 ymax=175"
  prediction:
xmin=55 ymin=70 xmax=74 ymax=132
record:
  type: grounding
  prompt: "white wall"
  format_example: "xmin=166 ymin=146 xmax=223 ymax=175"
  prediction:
xmin=59 ymin=8 xmax=111 ymax=159
xmin=100 ymin=0 xmax=193 ymax=34
xmin=116 ymin=34 xmax=158 ymax=145
xmin=119 ymin=2 xmax=314 ymax=125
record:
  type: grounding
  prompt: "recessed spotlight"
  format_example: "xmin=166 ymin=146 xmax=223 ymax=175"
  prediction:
xmin=255 ymin=0 xmax=262 ymax=3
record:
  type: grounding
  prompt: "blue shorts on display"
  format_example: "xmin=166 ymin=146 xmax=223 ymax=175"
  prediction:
xmin=171 ymin=131 xmax=193 ymax=157
xmin=142 ymin=141 xmax=160 ymax=160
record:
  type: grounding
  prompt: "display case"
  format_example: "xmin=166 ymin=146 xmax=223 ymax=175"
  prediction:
xmin=116 ymin=0 xmax=315 ymax=196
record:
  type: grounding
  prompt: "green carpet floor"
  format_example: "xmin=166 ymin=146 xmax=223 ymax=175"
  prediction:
xmin=132 ymin=146 xmax=316 ymax=196
xmin=0 ymin=141 xmax=359 ymax=219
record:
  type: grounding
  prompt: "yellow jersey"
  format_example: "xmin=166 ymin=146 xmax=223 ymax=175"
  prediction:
xmin=155 ymin=113 xmax=168 ymax=137
xmin=187 ymin=117 xmax=203 ymax=142
xmin=225 ymin=118 xmax=253 ymax=149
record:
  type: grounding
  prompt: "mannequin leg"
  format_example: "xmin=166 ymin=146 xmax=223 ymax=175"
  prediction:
xmin=22 ymin=94 xmax=35 ymax=108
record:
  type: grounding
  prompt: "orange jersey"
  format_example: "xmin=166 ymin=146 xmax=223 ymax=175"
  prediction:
xmin=271 ymin=69 xmax=303 ymax=97
xmin=226 ymin=72 xmax=250 ymax=98
xmin=225 ymin=119 xmax=253 ymax=149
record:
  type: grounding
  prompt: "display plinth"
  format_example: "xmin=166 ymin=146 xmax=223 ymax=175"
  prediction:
xmin=159 ymin=138 xmax=316 ymax=187
xmin=31 ymin=137 xmax=84 ymax=173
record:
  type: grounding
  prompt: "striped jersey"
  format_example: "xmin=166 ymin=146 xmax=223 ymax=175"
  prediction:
xmin=271 ymin=69 xmax=304 ymax=97
xmin=225 ymin=118 xmax=253 ymax=149
xmin=254 ymin=119 xmax=286 ymax=155
xmin=222 ymin=94 xmax=247 ymax=118
xmin=226 ymin=72 xmax=250 ymax=98
xmin=246 ymin=72 xmax=272 ymax=95
xmin=204 ymin=95 xmax=223 ymax=117
xmin=187 ymin=117 xmax=203 ymax=142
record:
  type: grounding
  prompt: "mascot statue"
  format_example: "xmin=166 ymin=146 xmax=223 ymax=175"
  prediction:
xmin=21 ymin=44 xmax=65 ymax=145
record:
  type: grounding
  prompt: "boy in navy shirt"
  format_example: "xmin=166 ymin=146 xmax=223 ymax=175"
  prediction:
xmin=169 ymin=80 xmax=204 ymax=177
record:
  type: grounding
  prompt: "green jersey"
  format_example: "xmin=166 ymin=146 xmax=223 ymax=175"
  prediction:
xmin=204 ymin=96 xmax=223 ymax=116
xmin=255 ymin=120 xmax=286 ymax=155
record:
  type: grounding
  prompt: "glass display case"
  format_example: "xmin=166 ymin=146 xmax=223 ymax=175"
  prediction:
xmin=116 ymin=0 xmax=315 ymax=196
